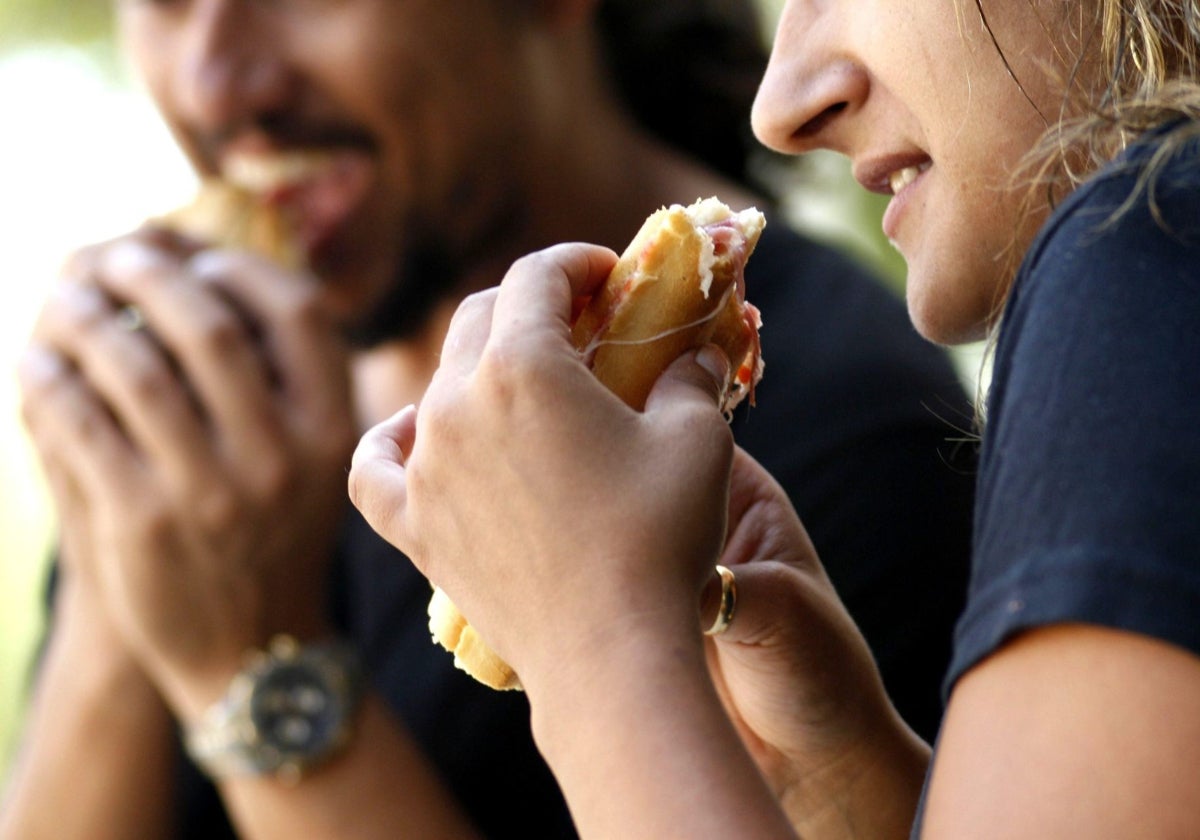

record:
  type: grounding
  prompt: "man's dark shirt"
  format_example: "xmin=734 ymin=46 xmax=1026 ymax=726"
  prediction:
xmin=45 ymin=219 xmax=974 ymax=839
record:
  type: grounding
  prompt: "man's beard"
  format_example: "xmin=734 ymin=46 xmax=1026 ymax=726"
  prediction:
xmin=340 ymin=239 xmax=458 ymax=348
xmin=338 ymin=193 xmax=528 ymax=349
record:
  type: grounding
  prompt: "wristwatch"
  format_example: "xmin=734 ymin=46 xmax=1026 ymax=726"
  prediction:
xmin=184 ymin=635 xmax=364 ymax=785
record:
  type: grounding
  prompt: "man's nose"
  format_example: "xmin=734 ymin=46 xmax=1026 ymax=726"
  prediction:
xmin=171 ymin=0 xmax=292 ymax=130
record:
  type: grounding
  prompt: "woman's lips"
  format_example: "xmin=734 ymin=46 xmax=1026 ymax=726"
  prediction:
xmin=881 ymin=161 xmax=930 ymax=244
xmin=852 ymin=154 xmax=932 ymax=247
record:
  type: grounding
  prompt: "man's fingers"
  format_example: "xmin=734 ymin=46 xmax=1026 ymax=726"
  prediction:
xmin=17 ymin=344 xmax=146 ymax=509
xmin=185 ymin=248 xmax=351 ymax=425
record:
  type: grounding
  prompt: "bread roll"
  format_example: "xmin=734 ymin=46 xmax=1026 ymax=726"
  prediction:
xmin=157 ymin=178 xmax=304 ymax=269
xmin=571 ymin=196 xmax=764 ymax=412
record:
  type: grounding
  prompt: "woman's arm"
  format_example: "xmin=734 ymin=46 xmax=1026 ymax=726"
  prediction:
xmin=923 ymin=624 xmax=1200 ymax=838
xmin=524 ymin=616 xmax=797 ymax=839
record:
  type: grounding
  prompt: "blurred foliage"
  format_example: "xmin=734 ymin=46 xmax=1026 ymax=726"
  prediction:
xmin=0 ymin=0 xmax=114 ymax=52
xmin=0 ymin=0 xmax=119 ymax=783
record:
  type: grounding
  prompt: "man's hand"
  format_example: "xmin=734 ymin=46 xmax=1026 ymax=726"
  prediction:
xmin=18 ymin=229 xmax=357 ymax=718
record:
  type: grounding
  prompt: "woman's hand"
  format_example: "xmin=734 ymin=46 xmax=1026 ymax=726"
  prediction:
xmin=704 ymin=449 xmax=931 ymax=835
xmin=349 ymin=241 xmax=928 ymax=838
xmin=350 ymin=242 xmax=740 ymax=684
xmin=352 ymin=242 xmax=806 ymax=839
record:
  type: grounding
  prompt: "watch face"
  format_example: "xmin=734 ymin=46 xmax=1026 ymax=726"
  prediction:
xmin=249 ymin=660 xmax=344 ymax=758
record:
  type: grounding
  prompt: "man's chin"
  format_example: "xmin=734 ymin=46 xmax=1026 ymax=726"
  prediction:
xmin=337 ymin=244 xmax=458 ymax=349
xmin=335 ymin=189 xmax=527 ymax=349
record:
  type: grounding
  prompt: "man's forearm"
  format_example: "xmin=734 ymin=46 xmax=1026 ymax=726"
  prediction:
xmin=212 ymin=693 xmax=482 ymax=840
xmin=0 ymin=602 xmax=176 ymax=840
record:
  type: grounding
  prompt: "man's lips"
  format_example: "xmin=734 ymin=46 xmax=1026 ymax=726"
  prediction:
xmin=221 ymin=149 xmax=376 ymax=258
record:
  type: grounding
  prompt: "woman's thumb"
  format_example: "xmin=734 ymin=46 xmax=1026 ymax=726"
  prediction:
xmin=645 ymin=344 xmax=731 ymax=412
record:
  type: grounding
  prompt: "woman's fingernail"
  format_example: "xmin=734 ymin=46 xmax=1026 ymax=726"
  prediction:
xmin=696 ymin=345 xmax=729 ymax=383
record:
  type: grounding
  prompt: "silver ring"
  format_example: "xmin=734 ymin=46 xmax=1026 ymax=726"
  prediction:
xmin=116 ymin=305 xmax=147 ymax=333
xmin=704 ymin=564 xmax=737 ymax=636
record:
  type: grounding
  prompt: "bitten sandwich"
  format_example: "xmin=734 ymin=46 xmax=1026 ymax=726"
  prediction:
xmin=429 ymin=196 xmax=767 ymax=690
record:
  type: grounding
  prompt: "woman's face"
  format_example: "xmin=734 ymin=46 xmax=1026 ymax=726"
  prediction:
xmin=753 ymin=0 xmax=1081 ymax=344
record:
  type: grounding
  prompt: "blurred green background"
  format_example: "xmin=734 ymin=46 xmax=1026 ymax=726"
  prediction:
xmin=0 ymin=1 xmax=198 ymax=782
xmin=0 ymin=0 xmax=108 ymax=783
xmin=0 ymin=0 xmax=967 ymax=791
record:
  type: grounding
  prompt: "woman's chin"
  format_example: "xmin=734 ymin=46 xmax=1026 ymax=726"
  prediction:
xmin=905 ymin=281 xmax=993 ymax=347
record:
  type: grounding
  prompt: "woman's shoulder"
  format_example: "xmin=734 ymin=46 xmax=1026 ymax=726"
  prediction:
xmin=1022 ymin=120 xmax=1200 ymax=281
xmin=999 ymin=121 xmax=1200 ymax=346
xmin=959 ymin=121 xmax=1200 ymax=695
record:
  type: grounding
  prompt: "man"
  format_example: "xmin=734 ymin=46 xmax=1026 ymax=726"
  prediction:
xmin=2 ymin=0 xmax=973 ymax=837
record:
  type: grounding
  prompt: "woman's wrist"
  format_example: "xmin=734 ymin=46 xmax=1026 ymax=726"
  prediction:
xmin=524 ymin=614 xmax=707 ymax=746
xmin=777 ymin=708 xmax=930 ymax=839
xmin=525 ymin=620 xmax=796 ymax=839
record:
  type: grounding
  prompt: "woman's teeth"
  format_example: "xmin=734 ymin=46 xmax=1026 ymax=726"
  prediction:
xmin=888 ymin=164 xmax=926 ymax=195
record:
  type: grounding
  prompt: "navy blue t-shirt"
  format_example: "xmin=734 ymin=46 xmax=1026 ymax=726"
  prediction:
xmin=950 ymin=127 xmax=1200 ymax=689
xmin=912 ymin=122 xmax=1200 ymax=836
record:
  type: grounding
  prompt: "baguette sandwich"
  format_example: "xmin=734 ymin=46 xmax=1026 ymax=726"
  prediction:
xmin=430 ymin=196 xmax=766 ymax=690
xmin=157 ymin=178 xmax=305 ymax=269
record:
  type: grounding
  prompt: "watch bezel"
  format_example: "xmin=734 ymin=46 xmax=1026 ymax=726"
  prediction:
xmin=185 ymin=635 xmax=363 ymax=784
xmin=245 ymin=639 xmax=359 ymax=777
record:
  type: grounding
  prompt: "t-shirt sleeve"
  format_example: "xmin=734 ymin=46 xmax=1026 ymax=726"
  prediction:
xmin=946 ymin=154 xmax=1200 ymax=693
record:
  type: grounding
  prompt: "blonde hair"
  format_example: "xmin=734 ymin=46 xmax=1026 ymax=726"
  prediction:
xmin=1034 ymin=0 xmax=1200 ymax=192
xmin=975 ymin=0 xmax=1200 ymax=425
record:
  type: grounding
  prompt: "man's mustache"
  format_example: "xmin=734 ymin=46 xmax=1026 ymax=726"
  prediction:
xmin=196 ymin=113 xmax=377 ymax=163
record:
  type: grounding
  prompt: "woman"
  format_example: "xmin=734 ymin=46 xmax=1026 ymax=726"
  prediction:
xmin=349 ymin=0 xmax=1200 ymax=836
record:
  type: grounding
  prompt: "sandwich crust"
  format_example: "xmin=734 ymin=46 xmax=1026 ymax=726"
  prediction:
xmin=571 ymin=197 xmax=764 ymax=412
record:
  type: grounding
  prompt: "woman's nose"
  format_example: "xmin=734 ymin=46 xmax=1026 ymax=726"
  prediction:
xmin=751 ymin=2 xmax=868 ymax=157
xmin=171 ymin=0 xmax=293 ymax=131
